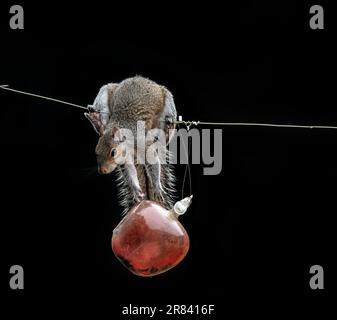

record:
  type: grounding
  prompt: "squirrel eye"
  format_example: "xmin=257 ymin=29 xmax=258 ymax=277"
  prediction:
xmin=110 ymin=149 xmax=117 ymax=158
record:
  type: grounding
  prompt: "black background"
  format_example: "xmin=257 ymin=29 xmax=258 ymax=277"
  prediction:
xmin=1 ymin=1 xmax=335 ymax=318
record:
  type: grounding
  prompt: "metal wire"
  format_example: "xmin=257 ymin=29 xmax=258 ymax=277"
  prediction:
xmin=2 ymin=85 xmax=337 ymax=130
xmin=0 ymin=85 xmax=88 ymax=110
xmin=177 ymin=122 xmax=192 ymax=199
xmin=174 ymin=120 xmax=337 ymax=130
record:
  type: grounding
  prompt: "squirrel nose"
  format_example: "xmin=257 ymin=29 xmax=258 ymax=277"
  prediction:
xmin=99 ymin=167 xmax=109 ymax=174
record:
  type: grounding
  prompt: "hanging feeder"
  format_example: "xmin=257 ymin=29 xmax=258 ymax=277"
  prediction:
xmin=111 ymin=196 xmax=193 ymax=276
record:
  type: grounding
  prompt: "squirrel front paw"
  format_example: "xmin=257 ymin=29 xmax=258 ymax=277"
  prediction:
xmin=152 ymin=189 xmax=165 ymax=204
xmin=133 ymin=188 xmax=145 ymax=203
xmin=153 ymin=194 xmax=164 ymax=204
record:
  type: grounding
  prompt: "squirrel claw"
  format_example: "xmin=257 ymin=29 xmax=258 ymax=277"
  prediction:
xmin=134 ymin=191 xmax=145 ymax=203
xmin=152 ymin=190 xmax=165 ymax=204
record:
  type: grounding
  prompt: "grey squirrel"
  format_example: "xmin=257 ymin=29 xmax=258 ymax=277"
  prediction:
xmin=85 ymin=76 xmax=177 ymax=213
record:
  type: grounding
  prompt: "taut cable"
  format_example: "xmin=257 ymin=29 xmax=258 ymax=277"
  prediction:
xmin=0 ymin=85 xmax=87 ymax=110
xmin=2 ymin=85 xmax=337 ymax=130
xmin=174 ymin=120 xmax=337 ymax=130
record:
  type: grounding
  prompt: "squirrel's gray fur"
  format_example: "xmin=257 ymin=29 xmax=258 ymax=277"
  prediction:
xmin=85 ymin=76 xmax=177 ymax=214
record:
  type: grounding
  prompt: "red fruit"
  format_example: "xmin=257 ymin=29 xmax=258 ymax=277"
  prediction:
xmin=111 ymin=200 xmax=190 ymax=276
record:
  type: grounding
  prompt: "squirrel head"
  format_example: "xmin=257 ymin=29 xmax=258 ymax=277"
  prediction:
xmin=95 ymin=126 xmax=127 ymax=175
xmin=85 ymin=111 xmax=126 ymax=175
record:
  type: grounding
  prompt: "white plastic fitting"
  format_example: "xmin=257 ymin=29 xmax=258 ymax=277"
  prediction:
xmin=173 ymin=195 xmax=193 ymax=216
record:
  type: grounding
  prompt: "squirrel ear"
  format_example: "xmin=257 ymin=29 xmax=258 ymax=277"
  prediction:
xmin=111 ymin=127 xmax=125 ymax=143
xmin=84 ymin=112 xmax=104 ymax=135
